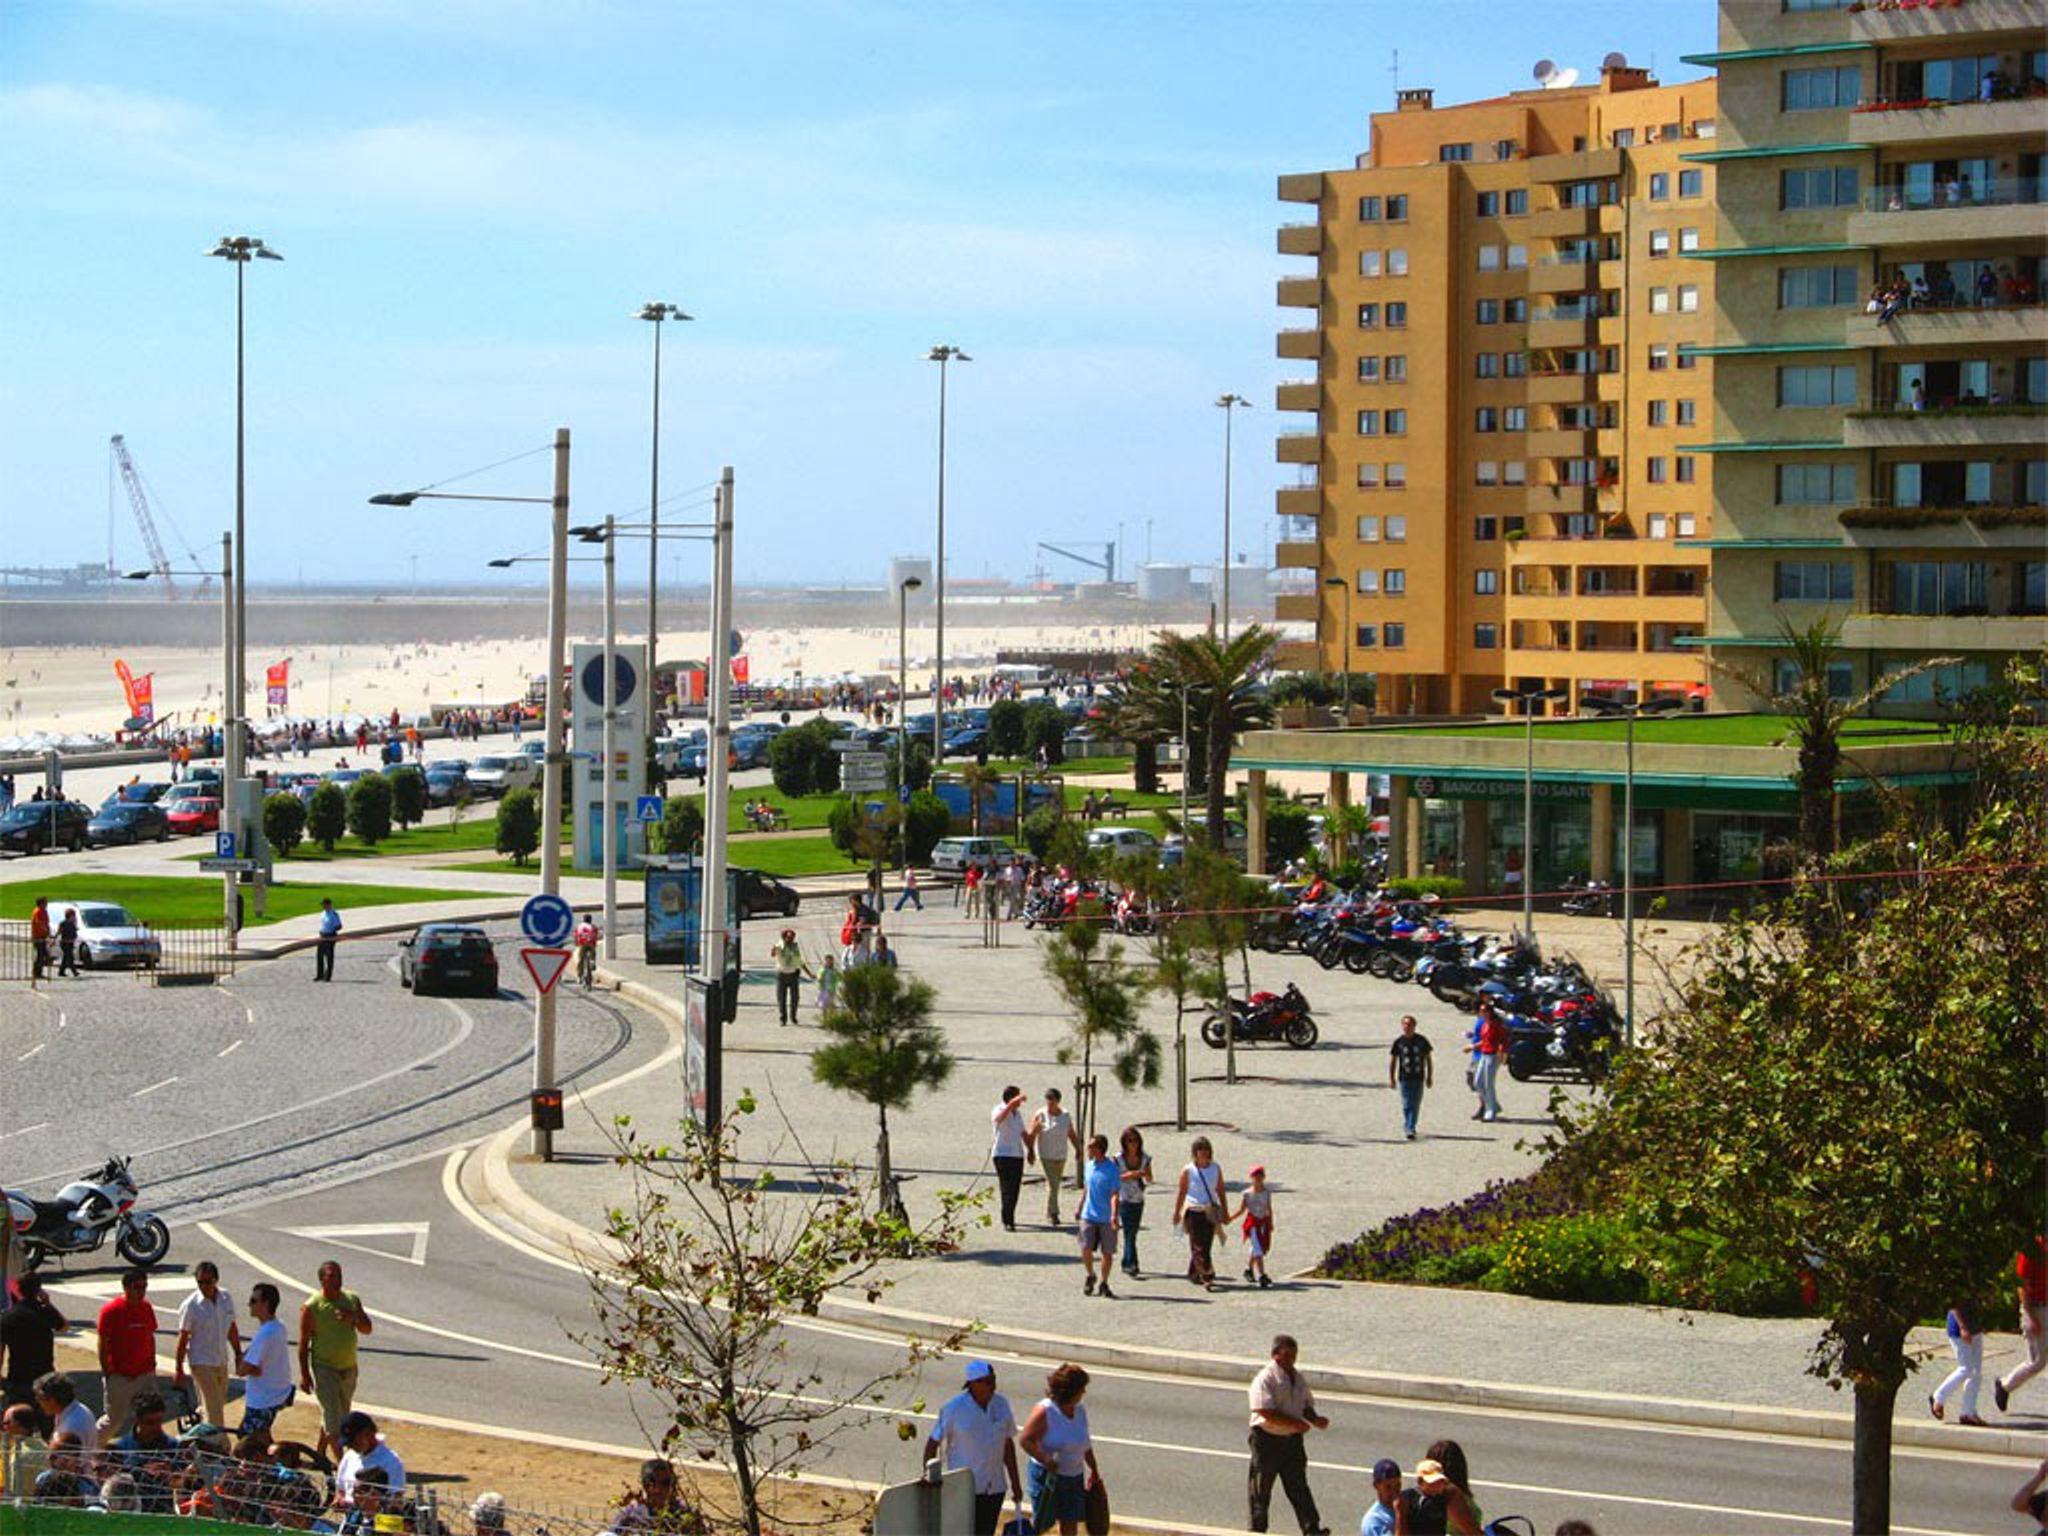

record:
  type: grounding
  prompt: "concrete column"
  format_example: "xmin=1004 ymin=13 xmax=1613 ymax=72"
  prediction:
xmin=1327 ymin=770 xmax=1351 ymax=866
xmin=1388 ymin=774 xmax=1413 ymax=880
xmin=1460 ymin=799 xmax=1490 ymax=895
xmin=1590 ymin=782 xmax=1615 ymax=882
xmin=1663 ymin=807 xmax=1692 ymax=906
xmin=1246 ymin=768 xmax=1268 ymax=876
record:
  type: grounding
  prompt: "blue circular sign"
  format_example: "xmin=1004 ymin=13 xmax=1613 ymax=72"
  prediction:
xmin=580 ymin=652 xmax=639 ymax=708
xmin=521 ymin=892 xmax=575 ymax=947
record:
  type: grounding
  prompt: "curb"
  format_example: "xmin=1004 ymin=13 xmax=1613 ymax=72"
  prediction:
xmin=466 ymin=1006 xmax=2032 ymax=1460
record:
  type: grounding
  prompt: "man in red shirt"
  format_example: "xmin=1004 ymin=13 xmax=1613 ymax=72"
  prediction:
xmin=1995 ymin=1233 xmax=2047 ymax=1414
xmin=97 ymin=1268 xmax=159 ymax=1438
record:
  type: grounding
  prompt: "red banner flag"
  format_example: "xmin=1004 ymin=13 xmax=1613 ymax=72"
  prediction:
xmin=266 ymin=659 xmax=291 ymax=709
xmin=112 ymin=659 xmax=151 ymax=724
xmin=731 ymin=655 xmax=750 ymax=685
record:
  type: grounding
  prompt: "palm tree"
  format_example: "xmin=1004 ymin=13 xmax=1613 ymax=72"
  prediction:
xmin=959 ymin=761 xmax=1000 ymax=835
xmin=1041 ymin=907 xmax=1158 ymax=1147
xmin=1709 ymin=619 xmax=1956 ymax=862
xmin=810 ymin=964 xmax=953 ymax=1214
xmin=1106 ymin=627 xmax=1277 ymax=851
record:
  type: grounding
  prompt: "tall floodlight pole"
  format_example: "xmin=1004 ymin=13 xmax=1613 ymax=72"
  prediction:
xmin=1584 ymin=692 xmax=1683 ymax=1048
xmin=703 ymin=469 xmax=737 ymax=1012
xmin=637 ymin=303 xmax=691 ymax=712
xmin=207 ymin=235 xmax=281 ymax=928
xmin=1492 ymin=685 xmax=1570 ymax=944
xmin=600 ymin=515 xmax=618 ymax=959
xmin=928 ymin=345 xmax=970 ymax=768
xmin=1215 ymin=393 xmax=1251 ymax=641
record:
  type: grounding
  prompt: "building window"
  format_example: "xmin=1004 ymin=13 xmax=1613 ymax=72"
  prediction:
xmin=1475 ymin=569 xmax=1499 ymax=595
xmin=1383 ymin=622 xmax=1406 ymax=647
xmin=1647 ymin=457 xmax=1668 ymax=483
xmin=1775 ymin=561 xmax=1854 ymax=601
xmin=1782 ymin=64 xmax=1861 ymax=111
xmin=1384 ymin=569 xmax=1407 ymax=595
xmin=1648 ymin=399 xmax=1669 ymax=426
xmin=1475 ymin=407 xmax=1499 ymax=433
xmin=1358 ymin=356 xmax=1381 ymax=382
xmin=1677 ymin=398 xmax=1697 ymax=425
xmin=1676 ymin=348 xmax=1698 ymax=370
xmin=1356 ymin=515 xmax=1380 ymax=539
xmin=1385 ymin=301 xmax=1408 ymax=327
xmin=1679 ymin=169 xmax=1704 ymax=198
xmin=1506 ymin=244 xmax=1528 ymax=270
xmin=1503 ymin=406 xmax=1527 ymax=431
xmin=1358 ymin=195 xmax=1382 ymax=221
xmin=1678 ymin=227 xmax=1700 ymax=253
xmin=1776 ymin=462 xmax=1856 ymax=503
xmin=1649 ymin=343 xmax=1670 ymax=371
xmin=1778 ymin=265 xmax=1858 ymax=309
xmin=1388 ymin=248 xmax=1409 ymax=275
xmin=1648 ymin=171 xmax=1670 ymax=200
xmin=1474 ymin=516 xmax=1499 ymax=540
xmin=1360 ymin=251 xmax=1383 ymax=277
xmin=1648 ymin=513 xmax=1670 ymax=539
xmin=1503 ymin=461 xmax=1527 ymax=485
xmin=1887 ymin=560 xmax=1989 ymax=615
xmin=1612 ymin=127 xmax=1635 ymax=149
xmin=1649 ymin=287 xmax=1671 ymax=314
xmin=1676 ymin=455 xmax=1697 ymax=483
xmin=1503 ymin=351 xmax=1527 ymax=377
xmin=1357 ymin=303 xmax=1379 ymax=328
xmin=1778 ymin=365 xmax=1856 ymax=407
xmin=1676 ymin=512 xmax=1697 ymax=536
xmin=1677 ymin=284 xmax=1700 ymax=312
xmin=1476 ymin=299 xmax=1500 ymax=324
xmin=1355 ymin=624 xmax=1377 ymax=647
xmin=1355 ymin=568 xmax=1380 ymax=593
xmin=1356 ymin=466 xmax=1380 ymax=491
xmin=1649 ymin=229 xmax=1671 ymax=257
xmin=1385 ymin=514 xmax=1407 ymax=539
xmin=1385 ymin=355 xmax=1408 ymax=382
xmin=1474 ymin=623 xmax=1499 ymax=649
xmin=1440 ymin=142 xmax=1473 ymax=162
xmin=1777 ymin=658 xmax=1856 ymax=698
xmin=1385 ymin=465 xmax=1407 ymax=490
xmin=1476 ymin=352 xmax=1500 ymax=378
xmin=1476 ymin=461 xmax=1499 ymax=486
xmin=1779 ymin=166 xmax=1860 ymax=209
xmin=1476 ymin=190 xmax=1500 ymax=217
xmin=1357 ymin=410 xmax=1380 ymax=435
xmin=1493 ymin=139 xmax=1517 ymax=161
xmin=1386 ymin=409 xmax=1408 ymax=435
xmin=1387 ymin=195 xmax=1409 ymax=221
xmin=1505 ymin=188 xmax=1528 ymax=215
xmin=1505 ymin=297 xmax=1527 ymax=322
xmin=1478 ymin=244 xmax=1501 ymax=272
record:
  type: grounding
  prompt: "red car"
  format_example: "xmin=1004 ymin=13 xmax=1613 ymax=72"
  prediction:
xmin=165 ymin=796 xmax=222 ymax=836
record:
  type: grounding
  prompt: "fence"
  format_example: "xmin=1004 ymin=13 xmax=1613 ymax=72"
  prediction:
xmin=0 ymin=922 xmax=234 ymax=986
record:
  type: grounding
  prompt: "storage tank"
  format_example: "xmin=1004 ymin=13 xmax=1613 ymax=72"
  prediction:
xmin=1137 ymin=563 xmax=1193 ymax=603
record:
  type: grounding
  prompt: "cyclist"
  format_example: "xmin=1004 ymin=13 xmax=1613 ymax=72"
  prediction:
xmin=572 ymin=913 xmax=600 ymax=988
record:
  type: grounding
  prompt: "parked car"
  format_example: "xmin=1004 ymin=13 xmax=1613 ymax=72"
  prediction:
xmin=466 ymin=755 xmax=537 ymax=797
xmin=165 ymin=797 xmax=223 ymax=837
xmin=0 ymin=800 xmax=93 ymax=855
xmin=46 ymin=900 xmax=160 ymax=969
xmin=397 ymin=923 xmax=501 ymax=997
xmin=101 ymin=782 xmax=172 ymax=809
xmin=1165 ymin=815 xmax=1249 ymax=857
xmin=674 ymin=743 xmax=710 ymax=781
xmin=943 ymin=727 xmax=989 ymax=758
xmin=930 ymin=836 xmax=1018 ymax=872
xmin=656 ymin=731 xmax=706 ymax=775
xmin=518 ymin=739 xmax=547 ymax=762
xmin=1085 ymin=826 xmax=1159 ymax=857
xmin=158 ymin=782 xmax=214 ymax=810
xmin=86 ymin=801 xmax=171 ymax=846
xmin=733 ymin=868 xmax=801 ymax=920
xmin=423 ymin=763 xmax=472 ymax=807
xmin=730 ymin=737 xmax=771 ymax=771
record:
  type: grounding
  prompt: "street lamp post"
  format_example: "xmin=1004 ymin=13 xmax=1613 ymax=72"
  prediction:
xmin=898 ymin=575 xmax=923 ymax=862
xmin=928 ymin=345 xmax=970 ymax=769
xmin=637 ymin=302 xmax=691 ymax=717
xmin=599 ymin=516 xmax=619 ymax=959
xmin=207 ymin=236 xmax=281 ymax=922
xmin=1215 ymin=393 xmax=1251 ymax=641
xmin=1324 ymin=577 xmax=1353 ymax=715
xmin=1585 ymin=692 xmax=1684 ymax=1047
xmin=1492 ymin=685 xmax=1570 ymax=944
xmin=372 ymin=428 xmax=570 ymax=1158
xmin=703 ymin=469 xmax=737 ymax=1014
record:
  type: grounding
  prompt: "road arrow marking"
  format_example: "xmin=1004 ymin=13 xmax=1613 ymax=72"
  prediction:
xmin=277 ymin=1221 xmax=431 ymax=1267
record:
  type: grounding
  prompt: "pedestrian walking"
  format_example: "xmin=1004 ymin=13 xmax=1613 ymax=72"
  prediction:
xmin=964 ymin=863 xmax=983 ymax=920
xmin=1470 ymin=1004 xmax=1506 ymax=1123
xmin=1006 ymin=861 xmax=1026 ymax=918
xmin=1028 ymin=1089 xmax=1082 ymax=1227
xmin=235 ymin=1284 xmax=294 ymax=1437
xmin=1404 ymin=1440 xmax=1484 ymax=1536
xmin=55 ymin=907 xmax=80 ymax=978
xmin=1019 ymin=1364 xmax=1102 ymax=1536
xmin=96 ymin=1268 xmax=159 ymax=1439
xmin=0 ymin=1275 xmax=64 ymax=1413
xmin=1076 ymin=1134 xmax=1120 ymax=1299
xmin=1237 ymin=1164 xmax=1276 ymax=1289
xmin=925 ymin=1360 xmax=1024 ymax=1536
xmin=28 ymin=897 xmax=51 ymax=987
xmin=895 ymin=865 xmax=923 ymax=912
xmin=1173 ymin=1136 xmax=1229 ymax=1291
xmin=992 ymin=1085 xmax=1029 ymax=1232
xmin=1245 ymin=1334 xmax=1330 ymax=1536
xmin=298 ymin=1261 xmax=373 ymax=1459
xmin=770 ymin=929 xmax=811 ymax=1026
xmin=1930 ymin=1298 xmax=1986 ymax=1426
xmin=1389 ymin=1015 xmax=1434 ymax=1140
xmin=1115 ymin=1127 xmax=1152 ymax=1279
xmin=1995 ymin=1233 xmax=2047 ymax=1414
xmin=1360 ymin=1458 xmax=1403 ymax=1536
xmin=314 ymin=898 xmax=342 ymax=982
xmin=172 ymin=1261 xmax=242 ymax=1431
xmin=814 ymin=951 xmax=839 ymax=1014
xmin=2014 ymin=1460 xmax=2048 ymax=1535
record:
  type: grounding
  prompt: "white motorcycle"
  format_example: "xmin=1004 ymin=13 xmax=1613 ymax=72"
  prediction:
xmin=5 ymin=1155 xmax=171 ymax=1270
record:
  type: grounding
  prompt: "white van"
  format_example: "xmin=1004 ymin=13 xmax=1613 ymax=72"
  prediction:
xmin=930 ymin=836 xmax=1018 ymax=872
xmin=1085 ymin=827 xmax=1159 ymax=857
xmin=466 ymin=754 xmax=538 ymax=798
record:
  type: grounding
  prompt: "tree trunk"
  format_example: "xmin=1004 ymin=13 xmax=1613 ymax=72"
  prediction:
xmin=1206 ymin=708 xmax=1230 ymax=852
xmin=1134 ymin=738 xmax=1159 ymax=795
xmin=725 ymin=1372 xmax=762 ymax=1536
xmin=876 ymin=1102 xmax=893 ymax=1214
xmin=1850 ymin=1377 xmax=1896 ymax=1534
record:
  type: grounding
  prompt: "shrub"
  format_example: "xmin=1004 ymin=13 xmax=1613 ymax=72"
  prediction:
xmin=1317 ymin=1163 xmax=1585 ymax=1282
xmin=389 ymin=765 xmax=427 ymax=830
xmin=1021 ymin=702 xmax=1066 ymax=765
xmin=1264 ymin=801 xmax=1315 ymax=865
xmin=888 ymin=738 xmax=932 ymax=794
xmin=1020 ymin=803 xmax=1062 ymax=859
xmin=661 ymin=796 xmax=704 ymax=856
xmin=987 ymin=699 xmax=1027 ymax=758
xmin=495 ymin=787 xmax=541 ymax=866
xmin=768 ymin=718 xmax=842 ymax=798
xmin=261 ymin=792 xmax=306 ymax=858
xmin=1388 ymin=875 xmax=1464 ymax=902
xmin=1483 ymin=1214 xmax=1649 ymax=1304
xmin=305 ymin=782 xmax=347 ymax=853
xmin=346 ymin=772 xmax=394 ymax=846
xmin=902 ymin=791 xmax=952 ymax=865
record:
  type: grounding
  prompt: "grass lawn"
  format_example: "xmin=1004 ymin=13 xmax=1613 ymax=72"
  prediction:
xmin=0 ymin=875 xmax=508 ymax=928
xmin=986 ymin=755 xmax=1134 ymax=776
xmin=183 ymin=817 xmax=567 ymax=863
xmin=1372 ymin=714 xmax=1962 ymax=748
xmin=453 ymin=834 xmax=859 ymax=880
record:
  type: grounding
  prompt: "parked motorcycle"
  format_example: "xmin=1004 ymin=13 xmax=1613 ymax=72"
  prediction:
xmin=5 ymin=1155 xmax=171 ymax=1270
xmin=1557 ymin=874 xmax=1615 ymax=918
xmin=1200 ymin=983 xmax=1319 ymax=1049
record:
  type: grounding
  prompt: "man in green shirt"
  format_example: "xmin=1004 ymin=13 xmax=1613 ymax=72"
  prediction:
xmin=769 ymin=928 xmax=811 ymax=1026
xmin=297 ymin=1261 xmax=373 ymax=1459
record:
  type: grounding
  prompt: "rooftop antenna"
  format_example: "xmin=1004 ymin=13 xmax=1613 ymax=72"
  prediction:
xmin=1534 ymin=58 xmax=1581 ymax=90
xmin=1390 ymin=47 xmax=1400 ymax=103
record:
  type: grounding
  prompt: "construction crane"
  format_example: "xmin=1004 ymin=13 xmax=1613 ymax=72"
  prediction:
xmin=1035 ymin=540 xmax=1116 ymax=584
xmin=110 ymin=435 xmax=209 ymax=599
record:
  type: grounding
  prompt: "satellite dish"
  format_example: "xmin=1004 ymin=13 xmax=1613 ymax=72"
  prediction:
xmin=1533 ymin=58 xmax=1557 ymax=85
xmin=1603 ymin=51 xmax=1629 ymax=71
xmin=1546 ymin=66 xmax=1581 ymax=90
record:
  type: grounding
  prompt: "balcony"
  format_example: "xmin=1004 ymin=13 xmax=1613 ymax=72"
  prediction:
xmin=1278 ymin=172 xmax=1323 ymax=204
xmin=1273 ymin=592 xmax=1320 ymax=622
xmin=1526 ymin=370 xmax=1601 ymax=403
xmin=1526 ymin=483 xmax=1599 ymax=514
xmin=1841 ymin=405 xmax=2048 ymax=449
xmin=1838 ymin=613 xmax=2048 ymax=652
xmin=1274 ymin=540 xmax=1320 ymax=570
xmin=1531 ymin=257 xmax=1599 ymax=294
xmin=1275 ymin=379 xmax=1320 ymax=413
xmin=1528 ymin=203 xmax=1603 ymax=239
xmin=1275 ymin=483 xmax=1320 ymax=517
xmin=1852 ymin=0 xmax=2046 ymax=42
xmin=1847 ymin=181 xmax=2048 ymax=247
xmin=1273 ymin=638 xmax=1322 ymax=670
xmin=1527 ymin=426 xmax=1597 ymax=458
xmin=1528 ymin=313 xmax=1599 ymax=349
xmin=1277 ymin=222 xmax=1322 ymax=256
xmin=1277 ymin=327 xmax=1320 ymax=360
xmin=1532 ymin=145 xmax=1623 ymax=181
xmin=1847 ymin=301 xmax=2048 ymax=348
xmin=1277 ymin=275 xmax=1320 ymax=309
xmin=1848 ymin=95 xmax=2048 ymax=148
xmin=1276 ymin=432 xmax=1321 ymax=464
xmin=1838 ymin=504 xmax=2048 ymax=548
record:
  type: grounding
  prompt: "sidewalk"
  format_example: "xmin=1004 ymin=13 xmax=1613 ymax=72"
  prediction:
xmin=476 ymin=897 xmax=2040 ymax=1456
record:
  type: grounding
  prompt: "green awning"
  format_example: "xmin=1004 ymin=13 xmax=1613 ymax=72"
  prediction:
xmin=1688 ymin=242 xmax=1867 ymax=259
xmin=1680 ymin=42 xmax=1874 ymax=65
xmin=1679 ymin=341 xmax=1853 ymax=356
xmin=1676 ymin=440 xmax=1849 ymax=453
xmin=1682 ymin=142 xmax=1870 ymax=163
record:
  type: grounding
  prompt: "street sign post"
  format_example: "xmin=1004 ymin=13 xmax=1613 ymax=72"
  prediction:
xmin=635 ymin=794 xmax=665 ymax=823
xmin=842 ymin=750 xmax=888 ymax=793
xmin=198 ymin=857 xmax=260 ymax=874
xmin=520 ymin=947 xmax=572 ymax=995
xmin=520 ymin=892 xmax=575 ymax=948
xmin=214 ymin=831 xmax=237 ymax=860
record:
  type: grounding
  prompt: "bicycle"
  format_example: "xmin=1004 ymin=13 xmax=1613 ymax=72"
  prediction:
xmin=575 ymin=943 xmax=597 ymax=989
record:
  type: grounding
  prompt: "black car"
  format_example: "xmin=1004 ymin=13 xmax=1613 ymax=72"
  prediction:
xmin=397 ymin=923 xmax=501 ymax=997
xmin=86 ymin=802 xmax=171 ymax=846
xmin=101 ymin=782 xmax=172 ymax=809
xmin=423 ymin=763 xmax=472 ymax=807
xmin=0 ymin=800 xmax=93 ymax=854
xmin=734 ymin=868 xmax=800 ymax=920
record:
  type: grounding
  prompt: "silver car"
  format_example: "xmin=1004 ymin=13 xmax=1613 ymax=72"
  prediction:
xmin=49 ymin=900 xmax=161 ymax=969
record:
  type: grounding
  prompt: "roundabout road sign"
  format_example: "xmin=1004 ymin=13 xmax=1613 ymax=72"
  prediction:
xmin=521 ymin=892 xmax=575 ymax=947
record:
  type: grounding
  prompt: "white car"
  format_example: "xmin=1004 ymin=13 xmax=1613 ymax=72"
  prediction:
xmin=48 ymin=900 xmax=161 ymax=970
xmin=466 ymin=755 xmax=538 ymax=798
xmin=1085 ymin=827 xmax=1159 ymax=857
xmin=930 ymin=836 xmax=1018 ymax=872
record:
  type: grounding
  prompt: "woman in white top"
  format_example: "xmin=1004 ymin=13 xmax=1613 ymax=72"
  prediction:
xmin=1171 ymin=1136 xmax=1228 ymax=1291
xmin=1115 ymin=1127 xmax=1152 ymax=1279
xmin=1018 ymin=1363 xmax=1100 ymax=1536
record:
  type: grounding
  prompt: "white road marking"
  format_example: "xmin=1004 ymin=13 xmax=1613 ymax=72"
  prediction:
xmin=131 ymin=1075 xmax=180 ymax=1099
xmin=216 ymin=1039 xmax=243 ymax=1058
xmin=17 ymin=1043 xmax=44 ymax=1060
xmin=277 ymin=1220 xmax=431 ymax=1267
xmin=0 ymin=1122 xmax=49 ymax=1142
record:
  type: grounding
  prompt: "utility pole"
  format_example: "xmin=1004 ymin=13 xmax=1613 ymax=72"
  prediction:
xmin=702 ymin=468 xmax=737 ymax=1022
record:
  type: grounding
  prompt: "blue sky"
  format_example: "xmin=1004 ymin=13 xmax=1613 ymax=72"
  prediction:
xmin=0 ymin=0 xmax=1714 ymax=588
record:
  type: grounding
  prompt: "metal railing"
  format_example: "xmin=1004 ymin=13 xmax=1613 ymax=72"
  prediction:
xmin=0 ymin=921 xmax=232 ymax=985
xmin=1864 ymin=178 xmax=2048 ymax=213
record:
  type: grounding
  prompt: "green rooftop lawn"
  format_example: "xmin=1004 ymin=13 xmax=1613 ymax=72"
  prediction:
xmin=0 ymin=875 xmax=507 ymax=928
xmin=1366 ymin=714 xmax=1960 ymax=748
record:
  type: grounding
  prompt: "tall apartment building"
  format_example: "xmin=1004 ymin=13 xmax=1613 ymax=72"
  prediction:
xmin=1273 ymin=64 xmax=1720 ymax=714
xmin=1685 ymin=0 xmax=2047 ymax=710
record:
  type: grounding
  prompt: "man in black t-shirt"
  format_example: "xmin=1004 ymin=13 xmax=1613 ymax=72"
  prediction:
xmin=1388 ymin=1015 xmax=1434 ymax=1141
xmin=0 ymin=1275 xmax=65 ymax=1411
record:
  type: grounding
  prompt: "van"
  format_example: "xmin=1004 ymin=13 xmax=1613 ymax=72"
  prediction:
xmin=930 ymin=836 xmax=1018 ymax=872
xmin=1084 ymin=827 xmax=1159 ymax=857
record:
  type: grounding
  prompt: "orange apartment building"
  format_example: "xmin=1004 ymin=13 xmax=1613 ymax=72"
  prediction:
xmin=1273 ymin=64 xmax=1722 ymax=714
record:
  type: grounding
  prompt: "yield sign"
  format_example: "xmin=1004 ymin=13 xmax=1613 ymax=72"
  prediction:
xmin=521 ymin=946 xmax=573 ymax=995
xmin=278 ymin=1222 xmax=432 ymax=1267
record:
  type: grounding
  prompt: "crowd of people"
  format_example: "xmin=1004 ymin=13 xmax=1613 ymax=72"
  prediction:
xmin=1868 ymin=260 xmax=2041 ymax=323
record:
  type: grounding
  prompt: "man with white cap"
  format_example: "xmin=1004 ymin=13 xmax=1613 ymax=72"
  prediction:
xmin=924 ymin=1359 xmax=1023 ymax=1536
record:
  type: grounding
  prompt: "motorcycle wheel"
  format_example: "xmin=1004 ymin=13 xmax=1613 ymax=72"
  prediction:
xmin=1506 ymin=1051 xmax=1542 ymax=1083
xmin=1365 ymin=950 xmax=1394 ymax=979
xmin=1342 ymin=948 xmax=1375 ymax=975
xmin=1283 ymin=1018 xmax=1319 ymax=1049
xmin=117 ymin=1217 xmax=171 ymax=1268
xmin=1198 ymin=1014 xmax=1231 ymax=1049
xmin=1312 ymin=942 xmax=1342 ymax=971
xmin=1383 ymin=956 xmax=1415 ymax=984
